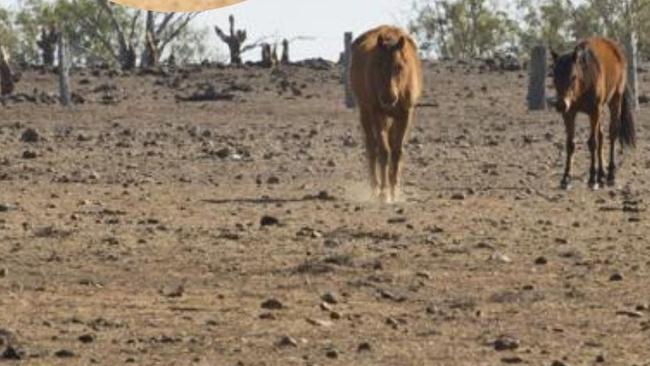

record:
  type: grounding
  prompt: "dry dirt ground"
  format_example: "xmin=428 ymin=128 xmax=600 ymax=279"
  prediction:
xmin=1 ymin=60 xmax=650 ymax=366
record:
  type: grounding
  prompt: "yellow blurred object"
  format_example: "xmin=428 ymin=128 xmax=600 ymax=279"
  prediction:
xmin=110 ymin=0 xmax=245 ymax=12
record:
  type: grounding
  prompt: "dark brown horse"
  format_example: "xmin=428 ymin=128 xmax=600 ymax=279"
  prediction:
xmin=551 ymin=37 xmax=636 ymax=190
xmin=349 ymin=26 xmax=422 ymax=203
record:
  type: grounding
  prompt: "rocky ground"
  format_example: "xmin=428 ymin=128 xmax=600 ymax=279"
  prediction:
xmin=0 ymin=59 xmax=650 ymax=366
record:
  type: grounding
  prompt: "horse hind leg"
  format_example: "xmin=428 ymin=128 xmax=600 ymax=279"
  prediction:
xmin=607 ymin=93 xmax=622 ymax=185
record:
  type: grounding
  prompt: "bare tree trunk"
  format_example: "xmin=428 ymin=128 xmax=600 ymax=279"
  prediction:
xmin=0 ymin=46 xmax=15 ymax=96
xmin=343 ymin=32 xmax=355 ymax=109
xmin=624 ymin=33 xmax=639 ymax=110
xmin=527 ymin=45 xmax=547 ymax=111
xmin=58 ymin=34 xmax=71 ymax=106
xmin=96 ymin=0 xmax=136 ymax=70
xmin=37 ymin=25 xmax=59 ymax=67
xmin=281 ymin=39 xmax=290 ymax=65
xmin=261 ymin=43 xmax=272 ymax=67
xmin=141 ymin=11 xmax=157 ymax=68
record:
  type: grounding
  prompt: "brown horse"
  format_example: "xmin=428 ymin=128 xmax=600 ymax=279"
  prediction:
xmin=349 ymin=26 xmax=422 ymax=203
xmin=551 ymin=37 xmax=636 ymax=190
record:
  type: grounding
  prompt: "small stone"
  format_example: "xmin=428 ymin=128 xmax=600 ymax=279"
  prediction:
xmin=321 ymin=291 xmax=338 ymax=304
xmin=489 ymin=252 xmax=512 ymax=263
xmin=22 ymin=151 xmax=37 ymax=159
xmin=54 ymin=349 xmax=75 ymax=358
xmin=0 ymin=268 xmax=6 ymax=278
xmin=501 ymin=356 xmax=524 ymax=364
xmin=1 ymin=346 xmax=22 ymax=360
xmin=277 ymin=336 xmax=298 ymax=348
xmin=20 ymin=128 xmax=40 ymax=143
xmin=329 ymin=311 xmax=342 ymax=320
xmin=534 ymin=256 xmax=548 ymax=265
xmin=267 ymin=176 xmax=280 ymax=184
xmin=551 ymin=361 xmax=568 ymax=366
xmin=595 ymin=355 xmax=605 ymax=363
xmin=78 ymin=334 xmax=95 ymax=343
xmin=0 ymin=203 xmax=12 ymax=212
xmin=451 ymin=193 xmax=465 ymax=200
xmin=493 ymin=335 xmax=519 ymax=351
xmin=160 ymin=284 xmax=184 ymax=298
xmin=615 ymin=310 xmax=643 ymax=318
xmin=261 ymin=298 xmax=284 ymax=310
xmin=357 ymin=342 xmax=371 ymax=352
xmin=306 ymin=317 xmax=333 ymax=327
xmin=609 ymin=273 xmax=623 ymax=281
xmin=325 ymin=349 xmax=338 ymax=359
xmin=260 ymin=215 xmax=279 ymax=227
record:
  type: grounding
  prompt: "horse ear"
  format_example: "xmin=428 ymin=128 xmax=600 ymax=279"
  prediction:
xmin=377 ymin=34 xmax=386 ymax=48
xmin=395 ymin=36 xmax=406 ymax=51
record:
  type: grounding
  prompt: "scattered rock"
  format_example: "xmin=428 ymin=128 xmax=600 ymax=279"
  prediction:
xmin=609 ymin=273 xmax=623 ymax=281
xmin=325 ymin=348 xmax=338 ymax=359
xmin=489 ymin=252 xmax=512 ymax=263
xmin=357 ymin=342 xmax=372 ymax=352
xmin=78 ymin=334 xmax=95 ymax=343
xmin=551 ymin=361 xmax=568 ymax=366
xmin=54 ymin=349 xmax=75 ymax=358
xmin=260 ymin=215 xmax=280 ymax=227
xmin=160 ymin=284 xmax=184 ymax=298
xmin=261 ymin=298 xmax=284 ymax=310
xmin=306 ymin=317 xmax=333 ymax=327
xmin=0 ymin=268 xmax=6 ymax=278
xmin=0 ymin=203 xmax=12 ymax=212
xmin=1 ymin=346 xmax=22 ymax=360
xmin=20 ymin=128 xmax=40 ymax=143
xmin=22 ymin=150 xmax=37 ymax=159
xmin=534 ymin=256 xmax=548 ymax=265
xmin=501 ymin=356 xmax=524 ymax=364
xmin=321 ymin=291 xmax=338 ymax=304
xmin=615 ymin=310 xmax=643 ymax=318
xmin=451 ymin=192 xmax=466 ymax=200
xmin=277 ymin=336 xmax=298 ymax=348
xmin=493 ymin=335 xmax=519 ymax=351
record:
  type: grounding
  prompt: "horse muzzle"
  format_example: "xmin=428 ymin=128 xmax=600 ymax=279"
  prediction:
xmin=555 ymin=98 xmax=572 ymax=114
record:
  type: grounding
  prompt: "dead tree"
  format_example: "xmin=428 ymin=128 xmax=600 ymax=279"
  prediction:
xmin=58 ymin=33 xmax=71 ymax=106
xmin=260 ymin=43 xmax=278 ymax=68
xmin=624 ymin=31 xmax=639 ymax=110
xmin=343 ymin=32 xmax=355 ymax=108
xmin=37 ymin=25 xmax=59 ymax=67
xmin=0 ymin=46 xmax=15 ymax=96
xmin=141 ymin=10 xmax=199 ymax=68
xmin=214 ymin=15 xmax=262 ymax=65
xmin=281 ymin=39 xmax=290 ymax=65
xmin=527 ymin=45 xmax=547 ymax=111
xmin=94 ymin=0 xmax=138 ymax=70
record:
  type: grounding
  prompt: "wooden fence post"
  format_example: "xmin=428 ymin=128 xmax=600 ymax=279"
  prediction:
xmin=58 ymin=33 xmax=71 ymax=106
xmin=527 ymin=45 xmax=547 ymax=111
xmin=624 ymin=31 xmax=639 ymax=110
xmin=343 ymin=32 xmax=355 ymax=109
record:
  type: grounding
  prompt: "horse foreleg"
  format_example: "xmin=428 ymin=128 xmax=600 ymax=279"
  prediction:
xmin=388 ymin=109 xmax=412 ymax=202
xmin=361 ymin=108 xmax=379 ymax=196
xmin=561 ymin=112 xmax=576 ymax=190
xmin=588 ymin=110 xmax=602 ymax=190
xmin=376 ymin=114 xmax=391 ymax=203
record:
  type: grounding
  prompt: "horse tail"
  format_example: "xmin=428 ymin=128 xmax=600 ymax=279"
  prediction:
xmin=620 ymin=85 xmax=637 ymax=148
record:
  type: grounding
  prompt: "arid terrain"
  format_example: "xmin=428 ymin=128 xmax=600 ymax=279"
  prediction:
xmin=1 ymin=59 xmax=649 ymax=366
